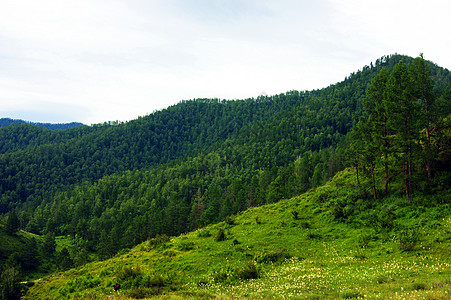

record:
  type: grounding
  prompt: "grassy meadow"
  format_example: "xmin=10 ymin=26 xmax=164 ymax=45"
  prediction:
xmin=24 ymin=169 xmax=451 ymax=299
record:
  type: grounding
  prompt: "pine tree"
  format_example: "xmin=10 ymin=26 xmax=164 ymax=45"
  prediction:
xmin=385 ymin=61 xmax=418 ymax=201
xmin=411 ymin=53 xmax=435 ymax=184
xmin=366 ymin=67 xmax=392 ymax=195
xmin=5 ymin=211 xmax=20 ymax=235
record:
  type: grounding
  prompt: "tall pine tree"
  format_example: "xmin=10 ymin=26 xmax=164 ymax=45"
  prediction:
xmin=385 ymin=61 xmax=418 ymax=201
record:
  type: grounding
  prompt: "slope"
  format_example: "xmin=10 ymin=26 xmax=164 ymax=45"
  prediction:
xmin=23 ymin=168 xmax=451 ymax=299
xmin=18 ymin=54 xmax=451 ymax=259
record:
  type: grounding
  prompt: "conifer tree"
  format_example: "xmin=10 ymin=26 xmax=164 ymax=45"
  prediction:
xmin=385 ymin=61 xmax=418 ymax=201
xmin=5 ymin=211 xmax=20 ymax=235
xmin=366 ymin=67 xmax=391 ymax=195
xmin=411 ymin=53 xmax=435 ymax=184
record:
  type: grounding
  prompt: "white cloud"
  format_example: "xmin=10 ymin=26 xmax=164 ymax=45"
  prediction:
xmin=0 ymin=0 xmax=450 ymax=124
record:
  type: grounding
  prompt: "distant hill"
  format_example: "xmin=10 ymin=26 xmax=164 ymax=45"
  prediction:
xmin=0 ymin=118 xmax=84 ymax=130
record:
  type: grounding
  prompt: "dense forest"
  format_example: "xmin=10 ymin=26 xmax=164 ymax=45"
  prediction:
xmin=0 ymin=118 xmax=84 ymax=130
xmin=0 ymin=54 xmax=450 ymax=297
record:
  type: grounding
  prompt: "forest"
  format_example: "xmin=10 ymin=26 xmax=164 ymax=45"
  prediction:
xmin=0 ymin=54 xmax=450 ymax=299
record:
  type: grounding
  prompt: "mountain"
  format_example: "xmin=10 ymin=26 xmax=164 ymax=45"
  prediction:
xmin=0 ymin=118 xmax=84 ymax=130
xmin=0 ymin=54 xmax=450 ymax=299
xmin=22 ymin=168 xmax=451 ymax=299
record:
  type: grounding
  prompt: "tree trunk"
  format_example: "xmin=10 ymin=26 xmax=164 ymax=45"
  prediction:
xmin=370 ymin=161 xmax=377 ymax=200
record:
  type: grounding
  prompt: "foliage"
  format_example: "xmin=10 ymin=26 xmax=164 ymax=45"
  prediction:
xmin=1 ymin=53 xmax=450 ymax=285
xmin=234 ymin=262 xmax=260 ymax=280
xmin=398 ymin=228 xmax=420 ymax=251
xmin=255 ymin=250 xmax=291 ymax=264
xmin=350 ymin=54 xmax=451 ymax=201
xmin=215 ymin=228 xmax=226 ymax=242
xmin=21 ymin=168 xmax=451 ymax=299
xmin=5 ymin=212 xmax=20 ymax=236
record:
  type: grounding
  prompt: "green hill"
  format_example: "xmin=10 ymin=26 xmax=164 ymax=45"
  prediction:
xmin=23 ymin=168 xmax=451 ymax=299
xmin=1 ymin=53 xmax=451 ymax=299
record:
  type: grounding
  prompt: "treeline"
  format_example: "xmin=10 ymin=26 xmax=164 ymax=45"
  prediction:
xmin=0 ymin=118 xmax=84 ymax=131
xmin=350 ymin=54 xmax=450 ymax=200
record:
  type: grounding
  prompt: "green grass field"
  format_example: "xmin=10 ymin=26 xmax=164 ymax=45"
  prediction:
xmin=24 ymin=169 xmax=451 ymax=299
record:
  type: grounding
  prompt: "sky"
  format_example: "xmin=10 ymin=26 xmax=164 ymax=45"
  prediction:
xmin=1 ymin=0 xmax=450 ymax=125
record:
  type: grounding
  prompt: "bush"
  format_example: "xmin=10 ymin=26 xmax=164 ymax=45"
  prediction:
xmin=340 ymin=290 xmax=363 ymax=298
xmin=215 ymin=228 xmax=226 ymax=242
xmin=116 ymin=266 xmax=142 ymax=282
xmin=300 ymin=221 xmax=311 ymax=229
xmin=197 ymin=229 xmax=211 ymax=238
xmin=142 ymin=274 xmax=167 ymax=288
xmin=234 ymin=262 xmax=260 ymax=280
xmin=177 ymin=241 xmax=194 ymax=251
xmin=224 ymin=216 xmax=235 ymax=225
xmin=375 ymin=276 xmax=388 ymax=284
xmin=212 ymin=271 xmax=228 ymax=283
xmin=307 ymin=230 xmax=321 ymax=240
xmin=411 ymin=282 xmax=426 ymax=290
xmin=147 ymin=234 xmax=170 ymax=249
xmin=255 ymin=250 xmax=291 ymax=264
xmin=398 ymin=229 xmax=420 ymax=251
xmin=127 ymin=287 xmax=160 ymax=298
xmin=358 ymin=234 xmax=373 ymax=249
xmin=364 ymin=209 xmax=395 ymax=233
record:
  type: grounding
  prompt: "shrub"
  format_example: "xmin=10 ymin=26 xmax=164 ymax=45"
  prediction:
xmin=340 ymin=290 xmax=363 ymax=298
xmin=142 ymin=274 xmax=167 ymax=288
xmin=127 ymin=287 xmax=159 ymax=298
xmin=116 ymin=266 xmax=142 ymax=282
xmin=115 ymin=248 xmax=130 ymax=256
xmin=212 ymin=271 xmax=228 ymax=283
xmin=398 ymin=229 xmax=420 ymax=251
xmin=147 ymin=234 xmax=170 ymax=249
xmin=375 ymin=276 xmax=388 ymax=284
xmin=162 ymin=250 xmax=176 ymax=257
xmin=358 ymin=234 xmax=373 ymax=249
xmin=197 ymin=229 xmax=211 ymax=238
xmin=234 ymin=262 xmax=260 ymax=280
xmin=300 ymin=221 xmax=311 ymax=229
xmin=215 ymin=228 xmax=226 ymax=242
xmin=224 ymin=216 xmax=235 ymax=225
xmin=353 ymin=250 xmax=366 ymax=260
xmin=307 ymin=230 xmax=321 ymax=240
xmin=411 ymin=282 xmax=427 ymax=290
xmin=364 ymin=208 xmax=396 ymax=233
xmin=177 ymin=241 xmax=194 ymax=251
xmin=256 ymin=250 xmax=291 ymax=264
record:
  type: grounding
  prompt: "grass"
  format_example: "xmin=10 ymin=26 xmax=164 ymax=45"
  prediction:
xmin=24 ymin=169 xmax=451 ymax=299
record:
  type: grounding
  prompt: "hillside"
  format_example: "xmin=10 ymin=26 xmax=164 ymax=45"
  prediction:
xmin=1 ymin=53 xmax=450 ymax=299
xmin=23 ymin=168 xmax=451 ymax=299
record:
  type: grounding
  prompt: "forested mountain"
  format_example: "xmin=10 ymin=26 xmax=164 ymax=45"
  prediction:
xmin=0 ymin=118 xmax=84 ymax=130
xmin=0 ymin=54 xmax=450 ymax=293
xmin=0 ymin=95 xmax=315 ymax=215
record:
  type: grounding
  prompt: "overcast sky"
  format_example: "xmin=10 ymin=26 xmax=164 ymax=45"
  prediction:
xmin=1 ymin=0 xmax=450 ymax=125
